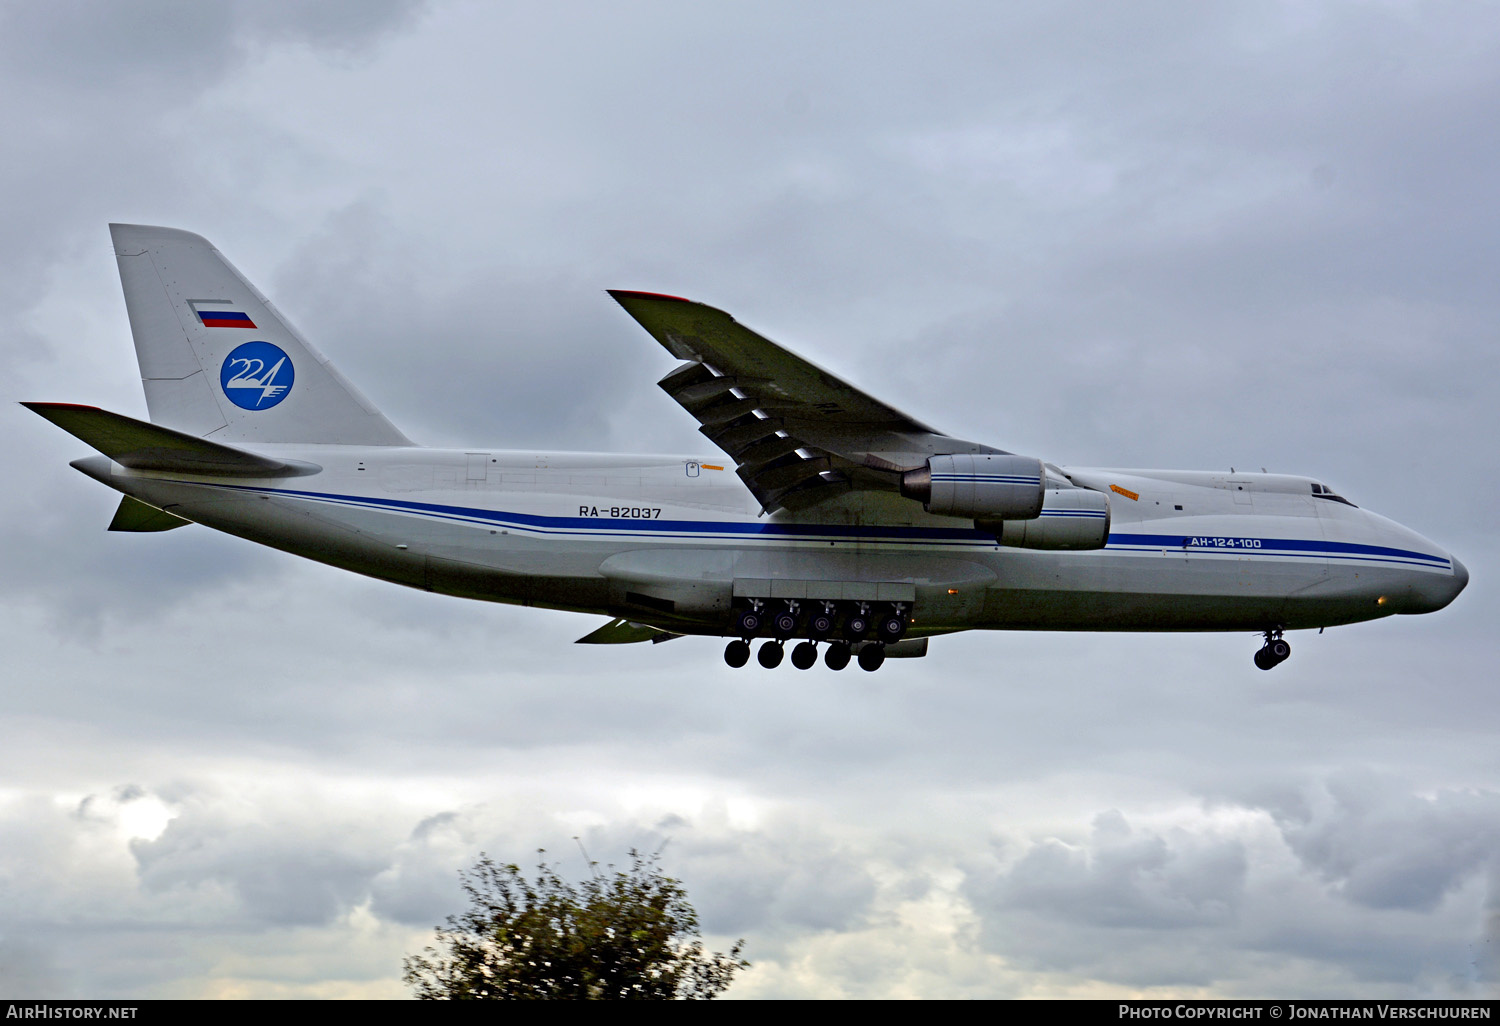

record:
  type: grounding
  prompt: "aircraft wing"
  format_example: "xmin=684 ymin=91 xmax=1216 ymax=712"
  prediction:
xmin=609 ymin=291 xmax=1001 ymax=512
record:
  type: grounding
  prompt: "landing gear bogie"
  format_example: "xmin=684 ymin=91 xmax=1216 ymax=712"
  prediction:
xmin=1254 ymin=629 xmax=1291 ymax=670
xmin=808 ymin=603 xmax=836 ymax=640
xmin=722 ymin=599 xmax=906 ymax=670
xmin=736 ymin=603 xmax=764 ymax=637
xmin=844 ymin=602 xmax=872 ymax=641
xmin=877 ymin=605 xmax=908 ymax=643
xmin=772 ymin=600 xmax=802 ymax=639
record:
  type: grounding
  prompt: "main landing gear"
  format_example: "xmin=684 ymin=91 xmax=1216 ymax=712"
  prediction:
xmin=1254 ymin=629 xmax=1291 ymax=670
xmin=722 ymin=599 xmax=909 ymax=672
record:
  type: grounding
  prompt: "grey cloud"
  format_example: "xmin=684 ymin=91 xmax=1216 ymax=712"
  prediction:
xmin=0 ymin=0 xmax=427 ymax=92
xmin=269 ymin=204 xmax=637 ymax=451
xmin=366 ymin=804 xmax=883 ymax=944
xmin=602 ymin=822 xmax=881 ymax=937
xmin=968 ymin=810 xmax=1248 ymax=933
xmin=368 ymin=810 xmax=477 ymax=926
xmin=0 ymin=939 xmax=67 ymax=998
xmin=1269 ymin=775 xmax=1500 ymax=912
xmin=4 ymin=0 xmax=1499 ymax=999
xmin=132 ymin=804 xmax=387 ymax=927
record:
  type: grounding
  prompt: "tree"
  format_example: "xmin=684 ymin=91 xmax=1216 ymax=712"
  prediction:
xmin=402 ymin=850 xmax=748 ymax=1000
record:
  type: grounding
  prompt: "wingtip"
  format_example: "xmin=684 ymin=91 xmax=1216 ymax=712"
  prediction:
xmin=22 ymin=401 xmax=101 ymax=415
xmin=607 ymin=289 xmax=694 ymax=304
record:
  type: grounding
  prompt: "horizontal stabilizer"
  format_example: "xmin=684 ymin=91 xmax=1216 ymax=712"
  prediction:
xmin=108 ymin=495 xmax=191 ymax=532
xmin=23 ymin=403 xmax=319 ymax=477
xmin=575 ymin=618 xmax=682 ymax=644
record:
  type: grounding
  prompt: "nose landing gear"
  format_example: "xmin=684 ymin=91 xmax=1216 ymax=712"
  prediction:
xmin=1254 ymin=629 xmax=1291 ymax=670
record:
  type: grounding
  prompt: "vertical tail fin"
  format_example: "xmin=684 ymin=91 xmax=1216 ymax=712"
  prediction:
xmin=111 ymin=223 xmax=411 ymax=445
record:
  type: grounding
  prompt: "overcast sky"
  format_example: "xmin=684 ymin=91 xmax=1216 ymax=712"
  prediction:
xmin=3 ymin=0 xmax=1498 ymax=999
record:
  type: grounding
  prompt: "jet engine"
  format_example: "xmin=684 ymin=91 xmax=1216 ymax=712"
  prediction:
xmin=901 ymin=454 xmax=1046 ymax=520
xmin=981 ymin=487 xmax=1111 ymax=550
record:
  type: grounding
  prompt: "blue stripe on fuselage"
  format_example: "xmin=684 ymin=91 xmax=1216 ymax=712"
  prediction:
xmin=215 ymin=484 xmax=1451 ymax=569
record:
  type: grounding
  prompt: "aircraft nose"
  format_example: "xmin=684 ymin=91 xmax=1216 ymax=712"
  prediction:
xmin=1405 ymin=554 xmax=1468 ymax=613
xmin=1449 ymin=554 xmax=1470 ymax=599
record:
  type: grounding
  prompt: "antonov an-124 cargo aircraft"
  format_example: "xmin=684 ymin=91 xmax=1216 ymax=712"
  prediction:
xmin=26 ymin=225 xmax=1467 ymax=672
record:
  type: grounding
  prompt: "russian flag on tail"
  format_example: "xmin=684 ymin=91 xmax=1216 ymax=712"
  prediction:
xmin=190 ymin=301 xmax=257 ymax=329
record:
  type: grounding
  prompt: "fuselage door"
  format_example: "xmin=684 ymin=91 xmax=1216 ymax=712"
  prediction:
xmin=466 ymin=452 xmax=491 ymax=484
xmin=1211 ymin=475 xmax=1255 ymax=506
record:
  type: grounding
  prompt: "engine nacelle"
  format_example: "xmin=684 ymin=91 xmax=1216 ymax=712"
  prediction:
xmin=901 ymin=454 xmax=1046 ymax=520
xmin=980 ymin=487 xmax=1111 ymax=550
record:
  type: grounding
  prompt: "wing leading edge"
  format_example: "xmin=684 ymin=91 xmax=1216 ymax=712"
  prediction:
xmin=608 ymin=291 xmax=1001 ymax=513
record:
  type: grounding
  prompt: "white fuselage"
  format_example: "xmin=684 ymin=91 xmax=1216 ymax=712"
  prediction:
xmin=74 ymin=446 xmax=1466 ymax=638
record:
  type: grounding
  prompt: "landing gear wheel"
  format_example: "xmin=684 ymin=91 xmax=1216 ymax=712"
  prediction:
xmin=773 ymin=611 xmax=799 ymax=637
xmin=824 ymin=643 xmax=851 ymax=671
xmin=736 ymin=609 xmax=763 ymax=636
xmin=791 ymin=641 xmax=818 ymax=670
xmin=844 ymin=613 xmax=870 ymax=641
xmin=877 ymin=613 xmax=906 ymax=643
xmin=1254 ymin=647 xmax=1274 ymax=671
xmin=724 ymin=640 xmax=750 ymax=668
xmin=857 ymin=643 xmax=886 ymax=672
xmin=757 ymin=641 xmax=784 ymax=669
xmin=1269 ymin=638 xmax=1291 ymax=663
xmin=808 ymin=612 xmax=835 ymax=640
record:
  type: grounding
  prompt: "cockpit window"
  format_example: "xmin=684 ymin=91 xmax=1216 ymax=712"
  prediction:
xmin=1311 ymin=482 xmax=1356 ymax=507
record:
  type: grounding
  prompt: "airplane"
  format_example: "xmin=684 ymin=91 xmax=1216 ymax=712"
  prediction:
xmin=26 ymin=224 xmax=1468 ymax=673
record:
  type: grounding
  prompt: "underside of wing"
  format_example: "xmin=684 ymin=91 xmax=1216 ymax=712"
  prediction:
xmin=108 ymin=494 xmax=191 ymax=532
xmin=574 ymin=618 xmax=683 ymax=644
xmin=609 ymin=291 xmax=1001 ymax=512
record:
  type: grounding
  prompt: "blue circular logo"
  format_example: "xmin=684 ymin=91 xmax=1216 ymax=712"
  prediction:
xmin=220 ymin=341 xmax=295 ymax=410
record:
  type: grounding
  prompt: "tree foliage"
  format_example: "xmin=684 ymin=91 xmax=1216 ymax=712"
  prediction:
xmin=402 ymin=850 xmax=748 ymax=1000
